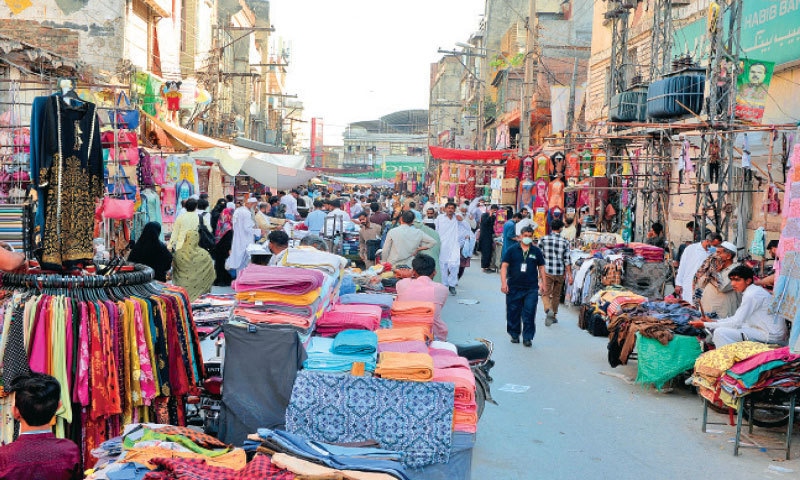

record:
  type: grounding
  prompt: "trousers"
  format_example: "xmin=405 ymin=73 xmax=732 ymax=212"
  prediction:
xmin=506 ymin=285 xmax=538 ymax=341
xmin=440 ymin=261 xmax=459 ymax=288
xmin=712 ymin=327 xmax=772 ymax=348
xmin=542 ymin=274 xmax=565 ymax=315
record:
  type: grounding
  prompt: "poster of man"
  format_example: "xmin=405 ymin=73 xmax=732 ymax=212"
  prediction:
xmin=735 ymin=59 xmax=775 ymax=123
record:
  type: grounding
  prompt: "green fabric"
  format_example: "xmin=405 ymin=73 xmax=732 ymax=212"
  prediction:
xmin=725 ymin=359 xmax=786 ymax=388
xmin=124 ymin=428 xmax=230 ymax=457
xmin=635 ymin=333 xmax=702 ymax=390
xmin=172 ymin=230 xmax=215 ymax=301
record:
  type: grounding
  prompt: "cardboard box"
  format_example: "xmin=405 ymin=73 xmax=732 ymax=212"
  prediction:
xmin=500 ymin=191 xmax=517 ymax=205
xmin=501 ymin=178 xmax=518 ymax=192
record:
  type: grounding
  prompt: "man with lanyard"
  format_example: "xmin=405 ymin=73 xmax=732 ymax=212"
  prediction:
xmin=538 ymin=219 xmax=573 ymax=326
xmin=500 ymin=226 xmax=545 ymax=347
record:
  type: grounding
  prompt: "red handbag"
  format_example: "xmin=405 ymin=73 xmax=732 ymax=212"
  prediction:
xmin=109 ymin=131 xmax=139 ymax=165
xmin=102 ymin=197 xmax=134 ymax=220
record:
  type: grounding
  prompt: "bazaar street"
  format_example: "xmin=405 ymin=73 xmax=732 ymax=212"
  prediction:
xmin=446 ymin=262 xmax=800 ymax=479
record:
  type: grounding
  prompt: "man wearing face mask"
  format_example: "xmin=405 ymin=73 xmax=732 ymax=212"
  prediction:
xmin=674 ymin=232 xmax=723 ymax=303
xmin=500 ymin=226 xmax=546 ymax=347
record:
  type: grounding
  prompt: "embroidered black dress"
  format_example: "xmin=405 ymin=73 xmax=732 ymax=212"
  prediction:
xmin=37 ymin=95 xmax=103 ymax=270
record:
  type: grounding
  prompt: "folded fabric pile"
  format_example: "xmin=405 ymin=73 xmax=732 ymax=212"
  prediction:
xmin=234 ymin=307 xmax=313 ymax=330
xmin=140 ymin=454 xmax=293 ymax=479
xmin=278 ymin=247 xmax=349 ymax=275
xmin=627 ymin=242 xmax=666 ymax=262
xmin=716 ymin=347 xmax=800 ymax=407
xmin=375 ymin=326 xmax=432 ymax=344
xmin=430 ymin=348 xmax=478 ymax=433
xmin=332 ymin=329 xmax=378 ymax=355
xmin=692 ymin=341 xmax=775 ymax=406
xmin=338 ymin=293 xmax=394 ymax=327
xmin=316 ymin=304 xmax=382 ymax=336
xmin=233 ymin=265 xmax=324 ymax=294
xmin=374 ymin=351 xmax=434 ymax=381
xmin=86 ymin=424 xmax=250 ymax=479
xmin=303 ymin=336 xmax=377 ymax=372
xmin=390 ymin=301 xmax=435 ymax=336
xmin=377 ymin=340 xmax=429 ymax=354
xmin=244 ymin=427 xmax=409 ymax=479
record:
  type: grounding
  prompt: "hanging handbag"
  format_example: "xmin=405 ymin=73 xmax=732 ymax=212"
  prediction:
xmin=106 ymin=166 xmax=137 ymax=201
xmin=102 ymin=197 xmax=135 ymax=220
xmin=113 ymin=131 xmax=139 ymax=165
xmin=108 ymin=91 xmax=140 ymax=130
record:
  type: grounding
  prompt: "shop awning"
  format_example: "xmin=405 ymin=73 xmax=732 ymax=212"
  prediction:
xmin=192 ymin=147 xmax=316 ymax=191
xmin=428 ymin=146 xmax=515 ymax=161
xmin=322 ymin=175 xmax=394 ymax=187
xmin=141 ymin=110 xmax=229 ymax=149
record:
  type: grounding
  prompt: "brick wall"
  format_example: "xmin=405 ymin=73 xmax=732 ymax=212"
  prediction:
xmin=0 ymin=19 xmax=80 ymax=58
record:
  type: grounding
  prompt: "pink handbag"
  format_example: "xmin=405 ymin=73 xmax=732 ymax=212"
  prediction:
xmin=102 ymin=197 xmax=134 ymax=220
xmin=107 ymin=131 xmax=139 ymax=165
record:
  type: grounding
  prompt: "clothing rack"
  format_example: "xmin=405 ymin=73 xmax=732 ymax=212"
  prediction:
xmin=0 ymin=263 xmax=154 ymax=290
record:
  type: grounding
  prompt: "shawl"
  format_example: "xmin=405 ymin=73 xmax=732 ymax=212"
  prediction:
xmin=128 ymin=222 xmax=172 ymax=282
xmin=172 ymin=230 xmax=215 ymax=301
xmin=215 ymin=207 xmax=234 ymax=243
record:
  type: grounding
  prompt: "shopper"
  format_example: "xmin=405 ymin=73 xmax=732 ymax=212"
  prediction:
xmin=226 ymin=198 xmax=264 ymax=276
xmin=128 ymin=222 xmax=172 ymax=282
xmin=210 ymin=198 xmax=227 ymax=235
xmin=357 ymin=212 xmax=383 ymax=268
xmin=538 ymin=219 xmax=572 ymax=326
xmin=305 ymin=200 xmax=327 ymax=236
xmin=369 ymin=202 xmax=391 ymax=225
xmin=172 ymin=230 xmax=215 ymax=301
xmin=479 ymin=204 xmax=499 ymax=272
xmin=168 ymin=197 xmax=209 ymax=251
xmin=674 ymin=232 xmax=723 ymax=303
xmin=500 ymin=226 xmax=545 ymax=347
xmin=0 ymin=373 xmax=80 ymax=480
xmin=502 ymin=211 xmax=521 ymax=259
xmin=383 ymin=210 xmax=436 ymax=267
xmin=435 ymin=202 xmax=463 ymax=295
xmin=396 ymin=253 xmax=450 ymax=341
xmin=213 ymin=203 xmax=235 ymax=286
xmin=280 ymin=189 xmax=301 ymax=220
xmin=690 ymin=265 xmax=787 ymax=347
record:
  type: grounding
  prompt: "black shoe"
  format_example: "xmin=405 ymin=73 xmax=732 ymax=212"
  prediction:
xmin=449 ymin=286 xmax=457 ymax=295
xmin=523 ymin=339 xmax=532 ymax=347
xmin=510 ymin=337 xmax=520 ymax=344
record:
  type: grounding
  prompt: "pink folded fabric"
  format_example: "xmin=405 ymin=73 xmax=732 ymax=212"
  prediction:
xmin=430 ymin=351 xmax=470 ymax=370
xmin=433 ymin=366 xmax=476 ymax=408
xmin=316 ymin=304 xmax=382 ymax=336
xmin=233 ymin=265 xmax=324 ymax=294
xmin=377 ymin=340 xmax=429 ymax=354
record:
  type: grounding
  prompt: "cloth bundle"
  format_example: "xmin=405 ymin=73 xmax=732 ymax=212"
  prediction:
xmin=390 ymin=301 xmax=435 ymax=334
xmin=430 ymin=349 xmax=478 ymax=433
xmin=376 ymin=340 xmax=429 ymax=354
xmin=303 ymin=336 xmax=377 ymax=372
xmin=692 ymin=341 xmax=774 ymax=405
xmin=719 ymin=347 xmax=800 ymax=404
xmin=375 ymin=326 xmax=432 ymax=344
xmin=331 ymin=329 xmax=378 ymax=355
xmin=316 ymin=304 xmax=382 ymax=336
xmin=374 ymin=352 xmax=434 ymax=382
xmin=235 ymin=289 xmax=321 ymax=307
xmin=233 ymin=265 xmax=324 ymax=294
xmin=233 ymin=307 xmax=312 ymax=330
xmin=278 ymin=248 xmax=348 ymax=275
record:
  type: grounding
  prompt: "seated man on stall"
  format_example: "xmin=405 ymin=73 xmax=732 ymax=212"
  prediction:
xmin=396 ymin=253 xmax=449 ymax=341
xmin=694 ymin=241 xmax=741 ymax=318
xmin=689 ymin=265 xmax=787 ymax=347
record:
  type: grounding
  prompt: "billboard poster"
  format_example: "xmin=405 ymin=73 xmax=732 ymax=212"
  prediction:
xmin=735 ymin=59 xmax=775 ymax=123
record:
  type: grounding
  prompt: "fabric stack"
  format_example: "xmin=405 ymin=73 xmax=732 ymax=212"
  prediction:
xmin=390 ymin=301 xmax=436 ymax=336
xmin=338 ymin=292 xmax=394 ymax=328
xmin=315 ymin=303 xmax=382 ymax=336
xmin=692 ymin=341 xmax=775 ymax=406
xmin=303 ymin=331 xmax=378 ymax=372
xmin=376 ymin=326 xmax=432 ymax=343
xmin=374 ymin=351 xmax=434 ymax=381
xmin=232 ymin=264 xmax=329 ymax=333
xmin=244 ymin=427 xmax=409 ymax=479
xmin=86 ymin=424 xmax=259 ymax=479
xmin=624 ymin=242 xmax=666 ymax=262
xmin=430 ymin=347 xmax=478 ymax=433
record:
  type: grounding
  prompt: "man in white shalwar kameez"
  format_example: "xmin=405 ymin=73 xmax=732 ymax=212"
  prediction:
xmin=674 ymin=232 xmax=722 ymax=303
xmin=225 ymin=198 xmax=264 ymax=275
xmin=435 ymin=202 xmax=463 ymax=295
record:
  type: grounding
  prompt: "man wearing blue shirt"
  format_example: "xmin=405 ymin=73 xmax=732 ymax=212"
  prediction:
xmin=502 ymin=211 xmax=522 ymax=259
xmin=305 ymin=200 xmax=326 ymax=236
xmin=500 ymin=226 xmax=546 ymax=347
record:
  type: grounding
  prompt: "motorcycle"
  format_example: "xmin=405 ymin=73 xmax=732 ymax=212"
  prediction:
xmin=186 ymin=323 xmax=225 ymax=435
xmin=452 ymin=338 xmax=497 ymax=418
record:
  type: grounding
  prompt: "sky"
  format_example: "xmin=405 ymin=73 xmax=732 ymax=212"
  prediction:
xmin=268 ymin=0 xmax=487 ymax=146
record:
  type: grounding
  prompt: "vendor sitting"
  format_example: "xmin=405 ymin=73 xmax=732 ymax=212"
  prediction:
xmin=694 ymin=241 xmax=741 ymax=318
xmin=689 ymin=265 xmax=787 ymax=347
xmin=396 ymin=253 xmax=449 ymax=341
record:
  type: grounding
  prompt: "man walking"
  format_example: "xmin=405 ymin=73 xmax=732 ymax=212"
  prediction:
xmin=479 ymin=204 xmax=499 ymax=272
xmin=500 ymin=226 xmax=545 ymax=347
xmin=435 ymin=202 xmax=462 ymax=295
xmin=383 ymin=211 xmax=436 ymax=267
xmin=538 ymin=219 xmax=572 ymax=326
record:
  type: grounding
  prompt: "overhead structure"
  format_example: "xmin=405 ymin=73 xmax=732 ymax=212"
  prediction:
xmin=648 ymin=0 xmax=674 ymax=82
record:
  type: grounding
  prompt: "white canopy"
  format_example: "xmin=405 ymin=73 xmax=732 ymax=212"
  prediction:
xmin=191 ymin=147 xmax=316 ymax=190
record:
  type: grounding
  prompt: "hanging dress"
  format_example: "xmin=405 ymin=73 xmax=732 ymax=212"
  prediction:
xmin=534 ymin=154 xmax=549 ymax=180
xmin=592 ymin=149 xmax=607 ymax=177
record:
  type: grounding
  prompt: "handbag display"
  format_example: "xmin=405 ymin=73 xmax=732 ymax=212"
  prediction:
xmin=106 ymin=166 xmax=137 ymax=201
xmin=112 ymin=131 xmax=139 ymax=165
xmin=108 ymin=91 xmax=140 ymax=130
xmin=102 ymin=197 xmax=135 ymax=220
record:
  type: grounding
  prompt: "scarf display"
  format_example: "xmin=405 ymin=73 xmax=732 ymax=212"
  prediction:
xmin=172 ymin=230 xmax=215 ymax=302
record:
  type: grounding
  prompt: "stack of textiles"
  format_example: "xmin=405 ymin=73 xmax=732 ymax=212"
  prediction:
xmin=85 ymin=423 xmax=260 ymax=478
xmin=718 ymin=347 xmax=800 ymax=404
xmin=244 ymin=427 xmax=409 ymax=479
xmin=624 ymin=242 xmax=665 ymax=262
xmin=593 ymin=289 xmax=647 ymax=318
xmin=376 ymin=326 xmax=432 ymax=343
xmin=0 ymin=204 xmax=25 ymax=250
xmin=315 ymin=304 xmax=382 ymax=336
xmin=692 ymin=341 xmax=775 ymax=406
xmin=429 ymin=348 xmax=478 ymax=433
xmin=303 ymin=333 xmax=377 ymax=372
xmin=232 ymin=264 xmax=330 ymax=334
xmin=377 ymin=340 xmax=429 ymax=354
xmin=0 ymin=285 xmax=203 ymax=468
xmin=338 ymin=293 xmax=394 ymax=327
xmin=374 ymin=351 xmax=434 ymax=381
xmin=277 ymin=247 xmax=349 ymax=276
xmin=286 ymin=370 xmax=454 ymax=469
xmin=390 ymin=301 xmax=435 ymax=336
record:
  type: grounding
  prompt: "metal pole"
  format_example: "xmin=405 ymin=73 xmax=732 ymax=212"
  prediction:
xmin=520 ymin=0 xmax=538 ymax=156
xmin=566 ymin=57 xmax=579 ymax=149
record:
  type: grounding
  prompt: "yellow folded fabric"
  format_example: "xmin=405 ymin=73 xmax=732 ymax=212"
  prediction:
xmin=375 ymin=326 xmax=431 ymax=343
xmin=121 ymin=446 xmax=247 ymax=470
xmin=693 ymin=341 xmax=773 ymax=378
xmin=375 ymin=352 xmax=434 ymax=381
xmin=235 ymin=288 xmax=321 ymax=306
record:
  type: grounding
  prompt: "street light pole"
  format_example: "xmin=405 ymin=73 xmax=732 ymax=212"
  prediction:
xmin=520 ymin=0 xmax=538 ymax=156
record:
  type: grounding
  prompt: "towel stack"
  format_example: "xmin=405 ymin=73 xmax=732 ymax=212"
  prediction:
xmin=303 ymin=330 xmax=378 ymax=372
xmin=316 ymin=304 xmax=382 ymax=336
xmin=374 ymin=351 xmax=434 ymax=382
xmin=338 ymin=293 xmax=394 ymax=328
xmin=390 ymin=301 xmax=435 ymax=337
xmin=430 ymin=348 xmax=478 ymax=433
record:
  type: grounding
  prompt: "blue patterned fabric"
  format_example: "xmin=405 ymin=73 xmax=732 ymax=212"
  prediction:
xmin=286 ymin=370 xmax=455 ymax=468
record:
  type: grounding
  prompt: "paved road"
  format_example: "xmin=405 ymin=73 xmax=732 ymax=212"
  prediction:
xmin=444 ymin=262 xmax=800 ymax=480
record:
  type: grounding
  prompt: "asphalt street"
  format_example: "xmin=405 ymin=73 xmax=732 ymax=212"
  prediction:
xmin=444 ymin=262 xmax=800 ymax=480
